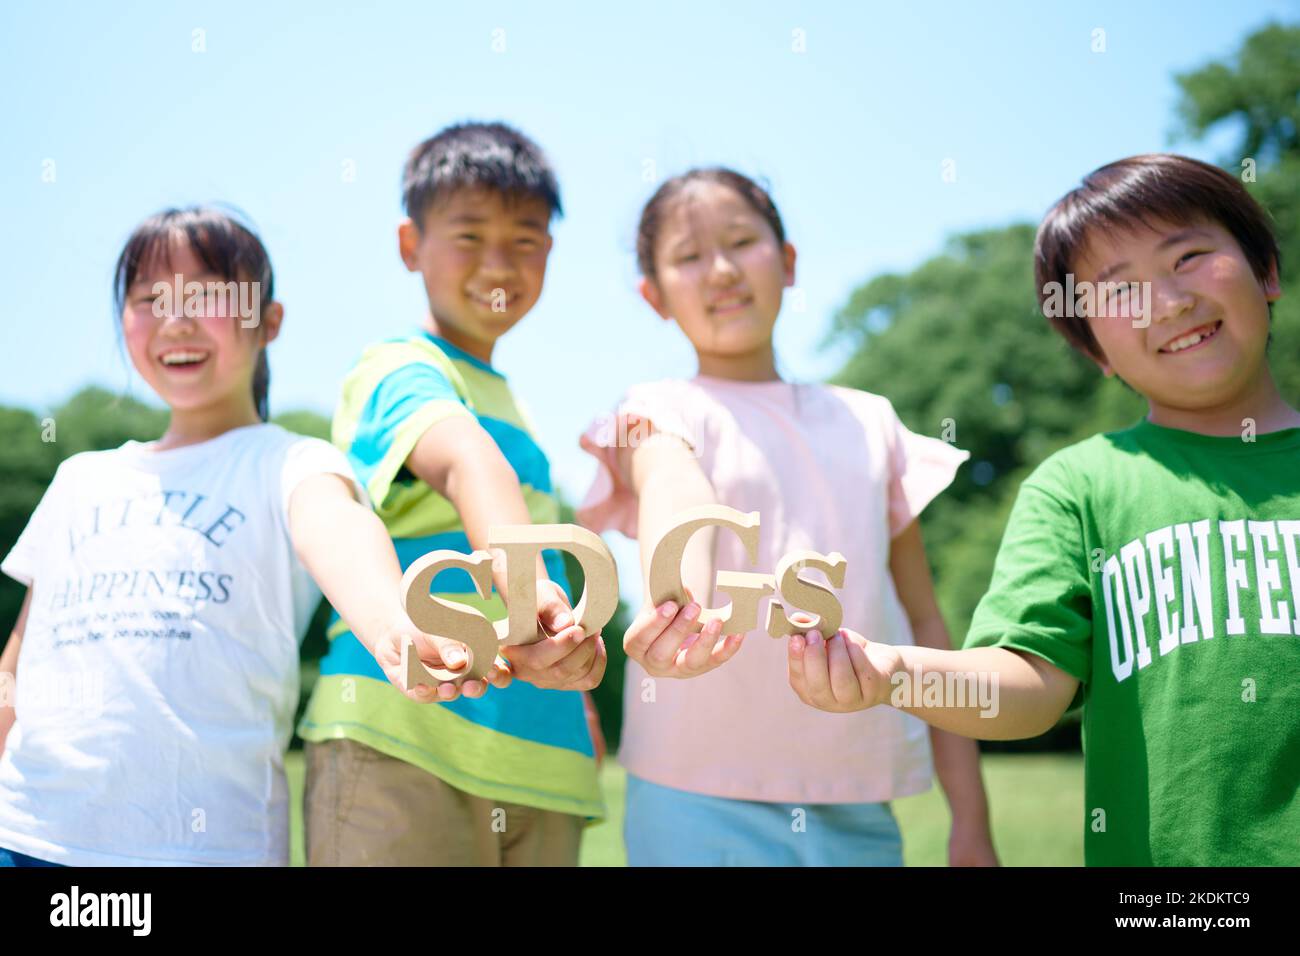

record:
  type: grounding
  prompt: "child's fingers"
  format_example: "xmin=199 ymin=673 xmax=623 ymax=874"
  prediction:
xmin=826 ymin=631 xmax=861 ymax=707
xmin=840 ymin=627 xmax=869 ymax=648
xmin=548 ymin=630 xmax=599 ymax=686
xmin=504 ymin=625 xmax=598 ymax=688
xmin=404 ymin=682 xmax=439 ymax=703
xmin=411 ymin=631 xmax=470 ymax=673
xmin=843 ymin=632 xmax=874 ymax=691
xmin=567 ymin=635 xmax=608 ymax=691
xmin=799 ymin=631 xmax=834 ymax=706
xmin=460 ymin=679 xmax=488 ymax=698
xmin=711 ymin=632 xmax=746 ymax=667
xmin=623 ymin=602 xmax=677 ymax=660
xmin=506 ymin=623 xmax=584 ymax=671
xmin=486 ymin=658 xmax=514 ymax=689
xmin=679 ymin=618 xmax=724 ymax=673
xmin=643 ymin=602 xmax=700 ymax=671
xmin=536 ymin=580 xmax=576 ymax=633
xmin=787 ymin=633 xmax=811 ymax=702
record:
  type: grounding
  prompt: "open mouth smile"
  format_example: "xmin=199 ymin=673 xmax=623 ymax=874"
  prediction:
xmin=1159 ymin=320 xmax=1222 ymax=355
xmin=157 ymin=348 xmax=211 ymax=370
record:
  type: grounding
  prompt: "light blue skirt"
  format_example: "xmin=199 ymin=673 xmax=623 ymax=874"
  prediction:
xmin=624 ymin=774 xmax=904 ymax=867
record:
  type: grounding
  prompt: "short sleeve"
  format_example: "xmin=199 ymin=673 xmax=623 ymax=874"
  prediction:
xmin=1 ymin=461 xmax=68 ymax=588
xmin=280 ymin=436 xmax=371 ymax=525
xmin=341 ymin=361 xmax=475 ymax=508
xmin=576 ymin=382 xmax=698 ymax=539
xmin=885 ymin=402 xmax=970 ymax=537
xmin=962 ymin=460 xmax=1093 ymax=687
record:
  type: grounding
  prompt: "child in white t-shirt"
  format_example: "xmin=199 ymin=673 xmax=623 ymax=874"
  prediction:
xmin=0 ymin=207 xmax=510 ymax=866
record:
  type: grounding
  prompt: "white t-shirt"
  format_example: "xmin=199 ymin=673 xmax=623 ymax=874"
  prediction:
xmin=0 ymin=423 xmax=363 ymax=866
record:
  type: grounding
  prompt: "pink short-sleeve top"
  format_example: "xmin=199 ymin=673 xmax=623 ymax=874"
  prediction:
xmin=579 ymin=376 xmax=969 ymax=803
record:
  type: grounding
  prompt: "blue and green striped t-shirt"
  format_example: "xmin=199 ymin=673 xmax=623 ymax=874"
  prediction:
xmin=297 ymin=331 xmax=603 ymax=819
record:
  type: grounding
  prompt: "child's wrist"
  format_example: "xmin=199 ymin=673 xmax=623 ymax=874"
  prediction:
xmin=881 ymin=643 xmax=913 ymax=708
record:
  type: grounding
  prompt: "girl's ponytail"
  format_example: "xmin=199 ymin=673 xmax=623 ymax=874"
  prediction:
xmin=253 ymin=348 xmax=271 ymax=422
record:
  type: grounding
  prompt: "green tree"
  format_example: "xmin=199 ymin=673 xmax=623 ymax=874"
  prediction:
xmin=829 ymin=226 xmax=1143 ymax=633
xmin=0 ymin=388 xmax=169 ymax=635
xmin=1174 ymin=20 xmax=1300 ymax=402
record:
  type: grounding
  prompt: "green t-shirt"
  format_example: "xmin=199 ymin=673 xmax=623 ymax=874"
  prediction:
xmin=964 ymin=418 xmax=1300 ymax=866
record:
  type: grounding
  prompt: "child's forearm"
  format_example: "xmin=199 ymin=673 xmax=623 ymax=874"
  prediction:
xmin=888 ymin=645 xmax=1077 ymax=741
xmin=632 ymin=437 xmax=718 ymax=605
xmin=414 ymin=423 xmax=550 ymax=596
xmin=289 ymin=475 xmax=409 ymax=655
xmin=0 ymin=590 xmax=31 ymax=757
xmin=0 ymin=640 xmax=18 ymax=754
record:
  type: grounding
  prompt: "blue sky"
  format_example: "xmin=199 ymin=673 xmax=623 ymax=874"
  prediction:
xmin=1 ymin=0 xmax=1292 ymax=589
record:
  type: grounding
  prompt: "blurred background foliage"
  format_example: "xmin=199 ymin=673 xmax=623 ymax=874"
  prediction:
xmin=1 ymin=22 xmax=1295 ymax=754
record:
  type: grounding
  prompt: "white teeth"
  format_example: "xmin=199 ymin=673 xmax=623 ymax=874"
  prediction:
xmin=160 ymin=351 xmax=207 ymax=365
xmin=1164 ymin=324 xmax=1217 ymax=353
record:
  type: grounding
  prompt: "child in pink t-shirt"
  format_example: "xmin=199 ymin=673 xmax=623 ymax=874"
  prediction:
xmin=578 ymin=168 xmax=998 ymax=866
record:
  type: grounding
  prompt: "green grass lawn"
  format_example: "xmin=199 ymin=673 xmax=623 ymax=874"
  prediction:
xmin=287 ymin=750 xmax=1083 ymax=866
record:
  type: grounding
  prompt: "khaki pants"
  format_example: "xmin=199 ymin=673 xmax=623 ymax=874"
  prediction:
xmin=304 ymin=738 xmax=584 ymax=867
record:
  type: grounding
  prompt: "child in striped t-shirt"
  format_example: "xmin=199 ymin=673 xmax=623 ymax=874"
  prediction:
xmin=297 ymin=122 xmax=605 ymax=866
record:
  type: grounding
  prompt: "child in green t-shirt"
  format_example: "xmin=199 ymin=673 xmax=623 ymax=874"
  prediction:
xmin=787 ymin=153 xmax=1300 ymax=866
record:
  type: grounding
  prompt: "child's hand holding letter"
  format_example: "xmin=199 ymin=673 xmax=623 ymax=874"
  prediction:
xmin=787 ymin=627 xmax=901 ymax=713
xmin=373 ymin=616 xmax=513 ymax=702
xmin=499 ymin=577 xmax=608 ymax=691
xmin=623 ymin=597 xmax=744 ymax=679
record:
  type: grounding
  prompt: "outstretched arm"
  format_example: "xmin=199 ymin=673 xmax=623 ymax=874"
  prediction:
xmin=789 ymin=632 xmax=1078 ymax=740
xmin=406 ymin=415 xmax=605 ymax=690
xmin=0 ymin=588 xmax=31 ymax=757
xmin=617 ymin=431 xmax=745 ymax=679
xmin=289 ymin=472 xmax=508 ymax=702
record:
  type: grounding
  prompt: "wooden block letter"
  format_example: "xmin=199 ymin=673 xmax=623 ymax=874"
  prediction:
xmin=400 ymin=549 xmax=501 ymax=683
xmin=488 ymin=524 xmax=620 ymax=645
xmin=648 ymin=505 xmax=762 ymax=629
xmin=700 ymin=570 xmax=777 ymax=634
xmin=765 ymin=550 xmax=848 ymax=637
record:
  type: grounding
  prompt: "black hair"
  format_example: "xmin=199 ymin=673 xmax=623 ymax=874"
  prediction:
xmin=113 ymin=206 xmax=275 ymax=421
xmin=402 ymin=121 xmax=562 ymax=228
xmin=636 ymin=167 xmax=786 ymax=282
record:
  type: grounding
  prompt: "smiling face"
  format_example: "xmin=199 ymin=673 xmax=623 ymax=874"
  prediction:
xmin=1074 ymin=218 xmax=1280 ymax=416
xmin=121 ymin=240 xmax=280 ymax=419
xmin=399 ymin=187 xmax=553 ymax=360
xmin=641 ymin=181 xmax=795 ymax=366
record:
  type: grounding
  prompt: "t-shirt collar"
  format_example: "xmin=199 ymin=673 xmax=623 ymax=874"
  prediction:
xmin=421 ymin=330 xmax=502 ymax=378
xmin=1131 ymin=416 xmax=1300 ymax=452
